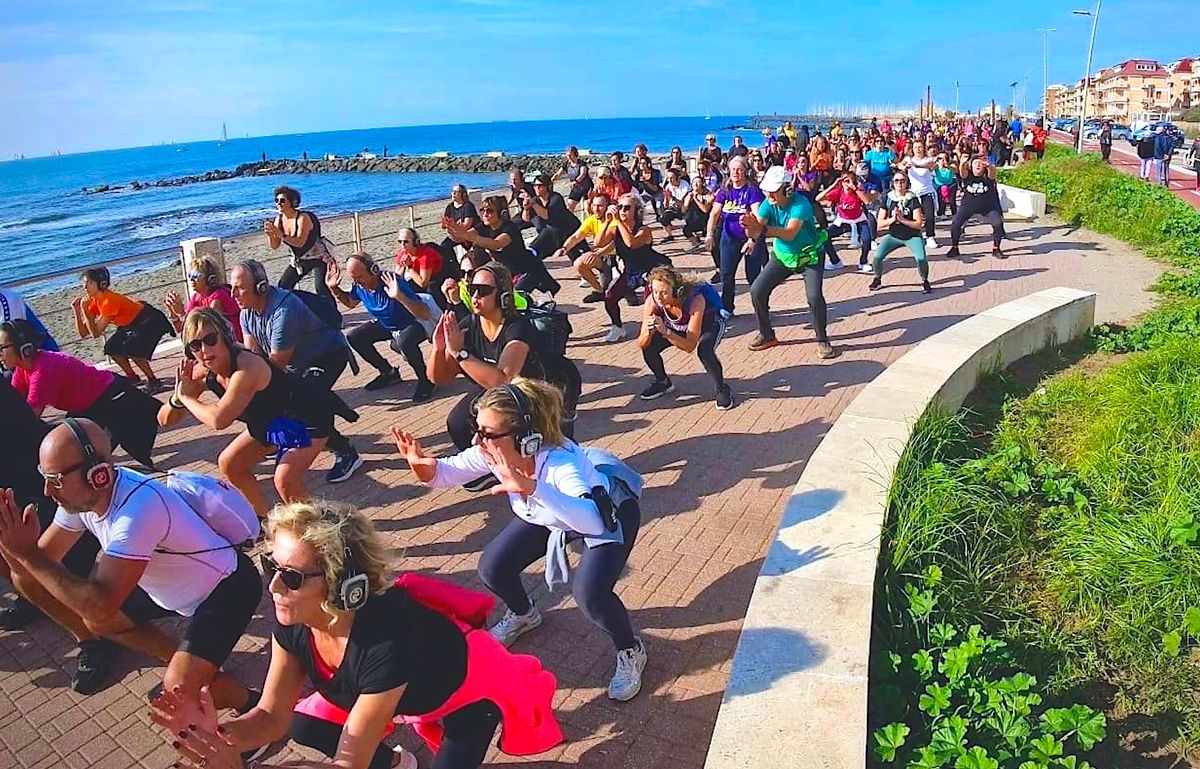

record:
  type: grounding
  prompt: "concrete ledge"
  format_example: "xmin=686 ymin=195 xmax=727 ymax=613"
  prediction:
xmin=703 ymin=287 xmax=1096 ymax=769
xmin=998 ymin=183 xmax=1047 ymax=220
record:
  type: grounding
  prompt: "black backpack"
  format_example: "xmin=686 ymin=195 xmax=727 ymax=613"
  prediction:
xmin=287 ymin=289 xmax=343 ymax=330
xmin=523 ymin=300 xmax=572 ymax=359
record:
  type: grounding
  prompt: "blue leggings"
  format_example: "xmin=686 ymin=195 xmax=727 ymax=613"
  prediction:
xmin=477 ymin=500 xmax=641 ymax=650
xmin=873 ymin=234 xmax=929 ymax=281
xmin=718 ymin=233 xmax=767 ymax=313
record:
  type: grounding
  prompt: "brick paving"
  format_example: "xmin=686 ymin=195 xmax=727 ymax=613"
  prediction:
xmin=0 ymin=213 xmax=1162 ymax=768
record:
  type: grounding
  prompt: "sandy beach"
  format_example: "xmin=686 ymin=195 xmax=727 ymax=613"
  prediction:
xmin=24 ymin=185 xmax=516 ymax=363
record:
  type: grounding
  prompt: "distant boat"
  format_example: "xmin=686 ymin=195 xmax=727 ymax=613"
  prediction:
xmin=705 ymin=109 xmax=711 ymax=120
xmin=218 ymin=122 xmax=228 ymax=145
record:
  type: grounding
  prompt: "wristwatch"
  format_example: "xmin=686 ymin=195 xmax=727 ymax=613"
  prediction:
xmin=454 ymin=349 xmax=470 ymax=362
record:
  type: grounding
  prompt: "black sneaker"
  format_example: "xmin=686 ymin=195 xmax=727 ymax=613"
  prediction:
xmin=709 ymin=272 xmax=721 ymax=284
xmin=463 ymin=473 xmax=501 ymax=493
xmin=325 ymin=450 xmax=363 ymax=484
xmin=945 ymin=246 xmax=961 ymax=258
xmin=0 ymin=597 xmax=42 ymax=630
xmin=582 ymin=291 xmax=605 ymax=304
xmin=715 ymin=385 xmax=735 ymax=411
xmin=922 ymin=281 xmax=934 ymax=294
xmin=868 ymin=278 xmax=883 ymax=291
xmin=364 ymin=369 xmax=401 ymax=390
xmin=639 ymin=380 xmax=675 ymax=400
xmin=72 ymin=639 xmax=115 ymax=695
xmin=143 ymin=378 xmax=169 ymax=395
xmin=992 ymin=247 xmax=1007 ymax=260
xmin=412 ymin=380 xmax=435 ymax=404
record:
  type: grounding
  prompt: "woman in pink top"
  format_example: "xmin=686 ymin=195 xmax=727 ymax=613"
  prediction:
xmin=1 ymin=319 xmax=160 ymax=469
xmin=163 ymin=256 xmax=243 ymax=342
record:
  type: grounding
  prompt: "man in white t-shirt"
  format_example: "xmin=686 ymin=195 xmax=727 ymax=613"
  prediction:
xmin=0 ymin=418 xmax=260 ymax=711
xmin=659 ymin=166 xmax=693 ymax=242
xmin=901 ymin=141 xmax=939 ymax=249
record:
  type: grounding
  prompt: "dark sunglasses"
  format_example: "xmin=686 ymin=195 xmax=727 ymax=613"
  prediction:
xmin=618 ymin=204 xmax=634 ymax=211
xmin=474 ymin=425 xmax=513 ymax=441
xmin=187 ymin=271 xmax=203 ymax=280
xmin=274 ymin=197 xmax=288 ymax=204
xmin=467 ymin=283 xmax=496 ymax=298
xmin=186 ymin=331 xmax=220 ymax=353
xmin=260 ymin=554 xmax=324 ymax=590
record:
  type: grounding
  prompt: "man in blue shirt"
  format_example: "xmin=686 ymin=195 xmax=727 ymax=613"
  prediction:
xmin=231 ymin=259 xmax=362 ymax=483
xmin=1153 ymin=125 xmax=1176 ymax=187
xmin=325 ymin=253 xmax=435 ymax=402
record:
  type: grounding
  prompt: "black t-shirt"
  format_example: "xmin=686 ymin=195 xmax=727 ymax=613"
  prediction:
xmin=443 ymin=201 xmax=480 ymax=230
xmin=0 ymin=376 xmax=50 ymax=507
xmin=887 ymin=194 xmax=923 ymax=240
xmin=273 ymin=587 xmax=467 ymax=716
xmin=531 ymin=192 xmax=581 ymax=235
xmin=700 ymin=146 xmax=724 ymax=164
xmin=459 ymin=314 xmax=545 ymax=387
xmin=477 ymin=220 xmax=537 ymax=275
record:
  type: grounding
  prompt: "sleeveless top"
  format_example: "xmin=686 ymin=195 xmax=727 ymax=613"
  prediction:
xmin=275 ymin=210 xmax=322 ymax=260
xmin=652 ymin=286 xmax=719 ymax=335
xmin=205 ymin=347 xmax=332 ymax=437
xmin=960 ymin=170 xmax=1001 ymax=211
xmin=615 ymin=227 xmax=669 ymax=275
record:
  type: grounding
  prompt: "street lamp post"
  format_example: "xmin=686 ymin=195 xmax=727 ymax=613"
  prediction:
xmin=1074 ymin=1 xmax=1102 ymax=151
xmin=1010 ymin=82 xmax=1019 ymax=118
xmin=1036 ymin=27 xmax=1056 ymax=119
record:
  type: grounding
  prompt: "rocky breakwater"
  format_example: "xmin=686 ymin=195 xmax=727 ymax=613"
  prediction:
xmin=84 ymin=153 xmax=563 ymax=195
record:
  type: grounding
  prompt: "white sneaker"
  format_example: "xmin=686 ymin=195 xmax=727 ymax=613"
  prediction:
xmin=604 ymin=325 xmax=626 ymax=343
xmin=578 ymin=278 xmax=591 ymax=288
xmin=858 ymin=263 xmax=873 ymax=274
xmin=926 ymin=237 xmax=939 ymax=249
xmin=391 ymin=745 xmax=419 ymax=769
xmin=608 ymin=637 xmax=648 ymax=701
xmin=824 ymin=261 xmax=844 ymax=272
xmin=489 ymin=606 xmax=543 ymax=647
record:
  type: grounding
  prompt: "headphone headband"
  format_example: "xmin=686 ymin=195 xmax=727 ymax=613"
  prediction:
xmin=320 ymin=506 xmax=370 ymax=611
xmin=62 ymin=418 xmax=113 ymax=489
xmin=502 ymin=383 xmax=543 ymax=458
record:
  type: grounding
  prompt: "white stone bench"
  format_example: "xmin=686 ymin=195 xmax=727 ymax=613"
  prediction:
xmin=998 ymin=183 xmax=1047 ymax=220
xmin=702 ymin=287 xmax=1097 ymax=769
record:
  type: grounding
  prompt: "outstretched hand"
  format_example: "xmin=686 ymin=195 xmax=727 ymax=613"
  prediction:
xmin=324 ymin=259 xmax=343 ymax=290
xmin=149 ymin=683 xmax=218 ymax=739
xmin=0 ymin=488 xmax=40 ymax=559
xmin=482 ymin=444 xmax=537 ymax=497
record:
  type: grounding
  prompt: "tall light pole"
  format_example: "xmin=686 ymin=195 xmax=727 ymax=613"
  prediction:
xmin=1010 ymin=82 xmax=1019 ymax=117
xmin=1074 ymin=1 xmax=1102 ymax=151
xmin=1037 ymin=27 xmax=1056 ymax=119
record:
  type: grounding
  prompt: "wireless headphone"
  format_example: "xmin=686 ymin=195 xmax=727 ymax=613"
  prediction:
xmin=475 ymin=264 xmax=514 ymax=310
xmin=322 ymin=507 xmax=370 ymax=611
xmin=86 ymin=267 xmax=111 ymax=292
xmin=349 ymin=253 xmax=382 ymax=278
xmin=241 ymin=260 xmax=270 ymax=295
xmin=63 ymin=417 xmax=113 ymax=490
xmin=504 ymin=383 xmax=544 ymax=458
xmin=2 ymin=320 xmax=40 ymax=358
xmin=196 ymin=259 xmax=219 ymax=287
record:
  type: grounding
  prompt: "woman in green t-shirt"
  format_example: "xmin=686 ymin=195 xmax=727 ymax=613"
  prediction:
xmin=739 ymin=166 xmax=838 ymax=359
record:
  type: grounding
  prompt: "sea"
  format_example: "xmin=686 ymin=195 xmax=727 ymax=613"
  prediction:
xmin=0 ymin=114 xmax=819 ymax=291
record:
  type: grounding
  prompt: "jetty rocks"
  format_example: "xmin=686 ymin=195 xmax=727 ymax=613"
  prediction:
xmin=84 ymin=154 xmax=563 ymax=195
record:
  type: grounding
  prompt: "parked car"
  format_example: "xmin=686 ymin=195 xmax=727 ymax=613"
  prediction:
xmin=1084 ymin=123 xmax=1133 ymax=141
xmin=1128 ymin=122 xmax=1186 ymax=150
xmin=1051 ymin=117 xmax=1075 ymax=131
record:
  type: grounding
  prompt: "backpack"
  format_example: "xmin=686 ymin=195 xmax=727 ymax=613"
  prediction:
xmin=523 ymin=300 xmax=573 ymax=359
xmin=162 ymin=471 xmax=260 ymax=548
xmin=288 ymin=288 xmax=343 ymax=330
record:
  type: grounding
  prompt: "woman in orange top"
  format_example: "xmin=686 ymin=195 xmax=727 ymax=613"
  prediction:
xmin=72 ymin=266 xmax=174 ymax=393
xmin=809 ymin=135 xmax=834 ymax=185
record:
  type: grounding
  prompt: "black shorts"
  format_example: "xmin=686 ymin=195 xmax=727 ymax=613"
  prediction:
xmin=120 ymin=551 xmax=262 ymax=667
xmin=103 ymin=304 xmax=174 ymax=359
xmin=568 ymin=178 xmax=593 ymax=202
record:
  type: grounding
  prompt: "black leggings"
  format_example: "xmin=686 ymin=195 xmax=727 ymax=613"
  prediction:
xmin=73 ymin=377 xmax=160 ymax=470
xmin=279 ymin=259 xmax=333 ymax=302
xmin=478 ymin=500 xmax=641 ymax=650
xmin=346 ymin=320 xmax=428 ymax=382
xmin=950 ymin=203 xmax=1006 ymax=247
xmin=446 ymin=363 xmax=580 ymax=451
xmin=827 ymin=220 xmax=873 ymax=265
xmin=290 ymin=699 xmax=501 ymax=769
xmin=642 ymin=323 xmax=726 ymax=391
xmin=917 ymin=193 xmax=936 ymax=238
xmin=301 ymin=348 xmax=354 ymax=456
xmin=750 ymin=257 xmax=828 ymax=342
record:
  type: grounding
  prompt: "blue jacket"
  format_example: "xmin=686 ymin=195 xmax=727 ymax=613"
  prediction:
xmin=1154 ymin=132 xmax=1175 ymax=159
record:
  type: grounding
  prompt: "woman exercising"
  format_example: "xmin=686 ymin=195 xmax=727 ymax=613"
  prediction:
xmin=946 ymin=155 xmax=1006 ymax=259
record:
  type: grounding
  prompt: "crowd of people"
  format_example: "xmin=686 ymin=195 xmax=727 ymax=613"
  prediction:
xmin=1 ymin=115 xmax=1064 ymax=768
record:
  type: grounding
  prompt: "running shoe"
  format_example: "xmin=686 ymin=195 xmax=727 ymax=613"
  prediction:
xmin=578 ymin=278 xmax=591 ymax=288
xmin=747 ymin=333 xmax=779 ymax=351
xmin=326 ymin=449 xmax=363 ymax=484
xmin=817 ymin=342 xmax=840 ymax=359
xmin=922 ymin=281 xmax=934 ymax=294
xmin=868 ymin=279 xmax=883 ymax=291
xmin=858 ymin=263 xmax=873 ymax=274
xmin=0 ymin=597 xmax=41 ymax=630
xmin=639 ymin=380 xmax=675 ymax=400
xmin=142 ymin=378 xmax=169 ymax=395
xmin=608 ymin=638 xmax=648 ymax=701
xmin=582 ymin=291 xmax=605 ymax=304
xmin=72 ymin=638 xmax=115 ymax=695
xmin=715 ymin=385 xmax=735 ymax=411
xmin=364 ymin=368 xmax=401 ymax=391
xmin=945 ymin=246 xmax=961 ymax=258
xmin=489 ymin=606 xmax=543 ymax=647
xmin=463 ymin=473 xmax=501 ymax=493
xmin=824 ymin=260 xmax=844 ymax=272
xmin=412 ymin=380 xmax=435 ymax=404
xmin=710 ymin=271 xmax=721 ymax=284
xmin=926 ymin=237 xmax=939 ymax=249
xmin=604 ymin=325 xmax=626 ymax=343
xmin=993 ymin=247 xmax=1007 ymax=260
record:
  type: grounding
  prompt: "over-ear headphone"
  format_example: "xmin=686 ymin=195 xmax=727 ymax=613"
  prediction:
xmin=63 ymin=417 xmax=113 ymax=490
xmin=322 ymin=508 xmax=370 ymax=611
xmin=241 ymin=260 xmax=270 ymax=295
xmin=2 ymin=320 xmax=40 ymax=358
xmin=349 ymin=253 xmax=382 ymax=278
xmin=504 ymin=383 xmax=544 ymax=458
xmin=197 ymin=260 xmax=219 ymax=287
xmin=475 ymin=264 xmax=514 ymax=310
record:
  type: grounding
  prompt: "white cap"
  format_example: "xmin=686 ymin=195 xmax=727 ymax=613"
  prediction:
xmin=759 ymin=165 xmax=789 ymax=192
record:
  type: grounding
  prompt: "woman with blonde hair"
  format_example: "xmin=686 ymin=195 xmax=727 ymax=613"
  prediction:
xmin=152 ymin=500 xmax=562 ymax=769
xmin=163 ymin=255 xmax=243 ymax=342
xmin=394 ymin=377 xmax=649 ymax=702
xmin=158 ymin=308 xmax=354 ymax=516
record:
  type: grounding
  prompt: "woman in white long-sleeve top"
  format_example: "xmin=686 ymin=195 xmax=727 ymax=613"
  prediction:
xmin=392 ymin=377 xmax=648 ymax=701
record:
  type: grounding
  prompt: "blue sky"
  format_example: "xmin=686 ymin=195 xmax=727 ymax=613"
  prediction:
xmin=2 ymin=0 xmax=1198 ymax=157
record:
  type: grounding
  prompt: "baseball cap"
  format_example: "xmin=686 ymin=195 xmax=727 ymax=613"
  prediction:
xmin=759 ymin=165 xmax=789 ymax=193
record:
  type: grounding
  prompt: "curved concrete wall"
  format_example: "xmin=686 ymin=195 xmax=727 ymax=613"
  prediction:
xmin=703 ymin=287 xmax=1097 ymax=769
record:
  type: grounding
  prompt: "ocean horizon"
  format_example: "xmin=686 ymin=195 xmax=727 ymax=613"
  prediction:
xmin=3 ymin=114 xmax=849 ymax=287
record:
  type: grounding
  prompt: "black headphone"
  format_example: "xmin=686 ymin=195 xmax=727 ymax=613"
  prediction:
xmin=2 ymin=320 xmax=40 ymax=358
xmin=241 ymin=260 xmax=270 ymax=295
xmin=87 ymin=266 xmax=111 ymax=291
xmin=475 ymin=264 xmax=514 ymax=310
xmin=504 ymin=383 xmax=544 ymax=458
xmin=63 ymin=417 xmax=114 ymax=490
xmin=349 ymin=253 xmax=382 ymax=278
xmin=323 ymin=508 xmax=371 ymax=611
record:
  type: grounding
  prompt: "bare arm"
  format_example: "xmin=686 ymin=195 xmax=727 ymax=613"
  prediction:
xmin=180 ymin=361 xmax=266 ymax=431
xmin=277 ymin=213 xmax=314 ymax=249
xmin=12 ymin=549 xmax=146 ymax=626
xmin=665 ymin=298 xmax=708 ymax=354
xmin=615 ymin=220 xmax=653 ymax=249
xmin=218 ymin=638 xmax=308 ymax=750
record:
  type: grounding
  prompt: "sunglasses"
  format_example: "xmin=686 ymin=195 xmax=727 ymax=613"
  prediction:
xmin=186 ymin=331 xmax=220 ymax=353
xmin=479 ymin=207 xmax=496 ymax=214
xmin=467 ymin=283 xmax=496 ymax=298
xmin=618 ymin=204 xmax=634 ymax=211
xmin=474 ymin=425 xmax=513 ymax=441
xmin=187 ymin=271 xmax=203 ymax=280
xmin=39 ymin=462 xmax=84 ymax=489
xmin=274 ymin=197 xmax=288 ymax=205
xmin=260 ymin=554 xmax=324 ymax=591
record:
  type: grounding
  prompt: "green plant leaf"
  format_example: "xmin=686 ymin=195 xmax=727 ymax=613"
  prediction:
xmin=1028 ymin=734 xmax=1064 ymax=762
xmin=954 ymin=746 xmax=999 ymax=769
xmin=1185 ymin=607 xmax=1200 ymax=637
xmin=923 ymin=564 xmax=944 ymax=587
xmin=1054 ymin=758 xmax=1093 ymax=769
xmin=1168 ymin=512 xmax=1199 ymax=548
xmin=920 ymin=683 xmax=952 ymax=718
xmin=913 ymin=649 xmax=935 ymax=679
xmin=906 ymin=747 xmax=946 ymax=769
xmin=1040 ymin=705 xmax=1106 ymax=751
xmin=930 ymin=622 xmax=957 ymax=646
xmin=905 ymin=584 xmax=937 ymax=621
xmin=1163 ymin=630 xmax=1182 ymax=657
xmin=930 ymin=715 xmax=968 ymax=757
xmin=888 ymin=651 xmax=904 ymax=674
xmin=873 ymin=722 xmax=910 ymax=763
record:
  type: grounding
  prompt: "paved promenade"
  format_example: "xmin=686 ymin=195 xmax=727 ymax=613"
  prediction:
xmin=0 ymin=214 xmax=1163 ymax=769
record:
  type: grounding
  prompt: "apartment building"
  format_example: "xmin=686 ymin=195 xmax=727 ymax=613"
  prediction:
xmin=1046 ymin=56 xmax=1199 ymax=122
xmin=1165 ymin=57 xmax=1198 ymax=112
